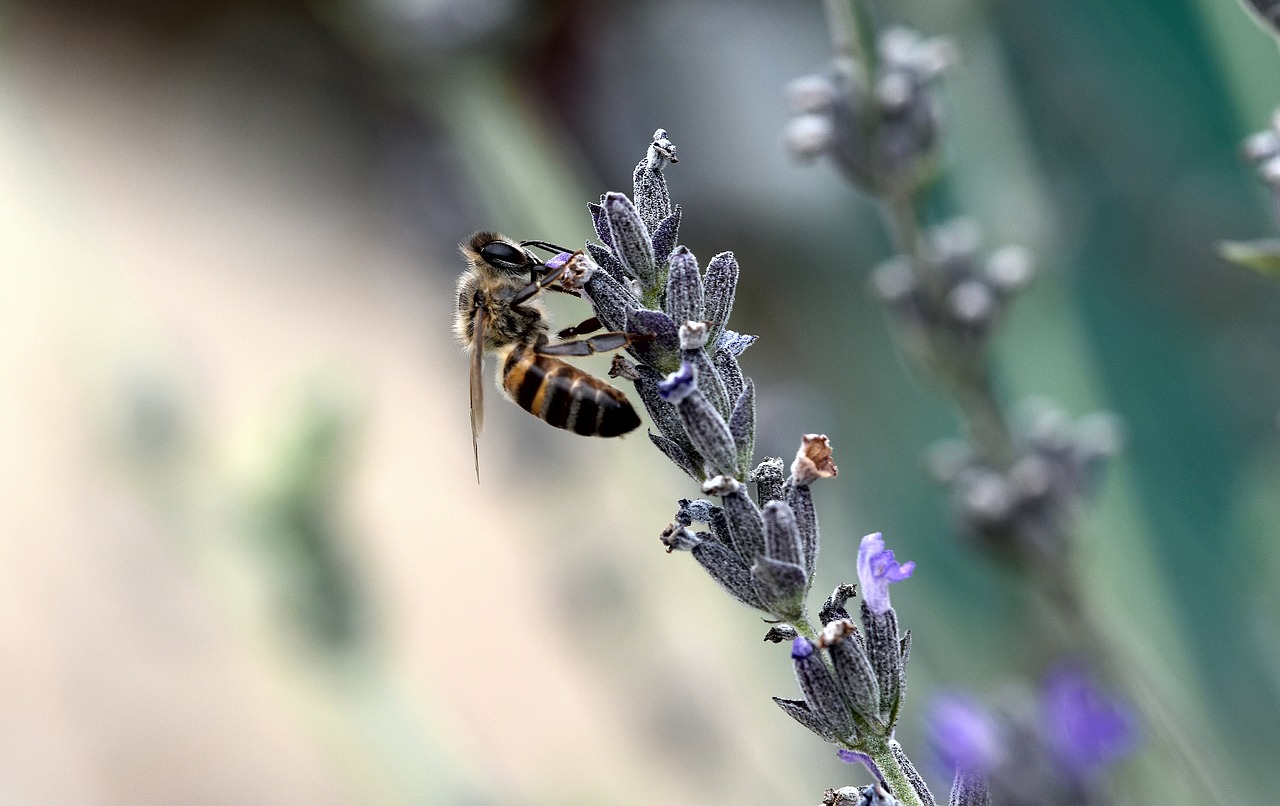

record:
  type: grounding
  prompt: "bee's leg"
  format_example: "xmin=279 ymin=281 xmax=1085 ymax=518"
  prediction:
xmin=536 ymin=331 xmax=648 ymax=357
xmin=510 ymin=259 xmax=570 ymax=308
xmin=556 ymin=316 xmax=602 ymax=340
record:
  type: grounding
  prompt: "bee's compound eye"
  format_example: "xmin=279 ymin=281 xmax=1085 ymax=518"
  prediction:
xmin=480 ymin=241 xmax=529 ymax=271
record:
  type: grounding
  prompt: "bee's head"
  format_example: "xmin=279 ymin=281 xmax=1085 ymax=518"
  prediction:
xmin=466 ymin=231 xmax=534 ymax=275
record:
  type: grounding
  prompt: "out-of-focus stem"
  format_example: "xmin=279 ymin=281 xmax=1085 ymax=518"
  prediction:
xmin=823 ymin=0 xmax=868 ymax=79
xmin=881 ymin=189 xmax=1016 ymax=468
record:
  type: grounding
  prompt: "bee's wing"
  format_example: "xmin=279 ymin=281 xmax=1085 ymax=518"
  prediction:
xmin=469 ymin=303 xmax=486 ymax=483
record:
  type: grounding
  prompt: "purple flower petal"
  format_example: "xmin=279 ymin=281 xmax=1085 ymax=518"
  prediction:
xmin=791 ymin=635 xmax=815 ymax=660
xmin=1040 ymin=666 xmax=1138 ymax=778
xmin=927 ymin=693 xmax=1003 ymax=773
xmin=857 ymin=532 xmax=915 ymax=614
xmin=543 ymin=252 xmax=573 ymax=271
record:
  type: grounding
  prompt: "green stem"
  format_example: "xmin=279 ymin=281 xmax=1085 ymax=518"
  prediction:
xmin=860 ymin=735 xmax=924 ymax=806
xmin=792 ymin=612 xmax=820 ymax=642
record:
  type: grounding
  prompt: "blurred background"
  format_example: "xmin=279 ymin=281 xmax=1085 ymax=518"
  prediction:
xmin=3 ymin=0 xmax=1280 ymax=802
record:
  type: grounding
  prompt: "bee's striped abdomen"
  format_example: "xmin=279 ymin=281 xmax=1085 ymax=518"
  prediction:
xmin=502 ymin=345 xmax=641 ymax=437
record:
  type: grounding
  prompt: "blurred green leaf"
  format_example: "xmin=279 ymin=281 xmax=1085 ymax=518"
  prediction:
xmin=1219 ymin=237 xmax=1280 ymax=277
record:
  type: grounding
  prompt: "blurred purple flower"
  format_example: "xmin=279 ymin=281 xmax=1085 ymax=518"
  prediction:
xmin=1040 ymin=665 xmax=1138 ymax=777
xmin=856 ymin=532 xmax=915 ymax=614
xmin=927 ymin=693 xmax=1003 ymax=773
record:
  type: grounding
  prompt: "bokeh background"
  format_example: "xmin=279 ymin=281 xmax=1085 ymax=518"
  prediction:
xmin=4 ymin=0 xmax=1280 ymax=803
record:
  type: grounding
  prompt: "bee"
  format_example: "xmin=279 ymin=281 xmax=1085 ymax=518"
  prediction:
xmin=454 ymin=231 xmax=643 ymax=481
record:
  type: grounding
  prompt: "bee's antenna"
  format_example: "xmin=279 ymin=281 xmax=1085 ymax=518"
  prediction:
xmin=520 ymin=239 xmax=575 ymax=256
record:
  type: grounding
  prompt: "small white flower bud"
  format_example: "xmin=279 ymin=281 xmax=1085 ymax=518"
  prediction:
xmin=785 ymin=114 xmax=836 ymax=159
xmin=984 ymin=245 xmax=1034 ymax=291
xmin=787 ymin=74 xmax=839 ymax=113
xmin=948 ymin=280 xmax=997 ymax=324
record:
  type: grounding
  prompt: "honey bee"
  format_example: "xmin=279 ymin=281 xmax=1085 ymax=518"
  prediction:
xmin=455 ymin=231 xmax=642 ymax=481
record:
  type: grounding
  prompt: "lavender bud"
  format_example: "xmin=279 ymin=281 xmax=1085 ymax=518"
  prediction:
xmin=649 ymin=432 xmax=701 ymax=481
xmin=890 ymin=740 xmax=937 ymax=806
xmin=582 ymin=269 xmax=639 ymax=335
xmin=983 ymin=245 xmax=1034 ymax=292
xmin=708 ymin=476 xmax=767 ymax=560
xmin=751 ymin=556 xmax=807 ymax=617
xmin=749 ymin=457 xmax=785 ymax=504
xmin=947 ymin=280 xmax=996 ymax=326
xmin=861 ymin=600 xmax=903 ymax=724
xmin=820 ymin=619 xmax=882 ymax=726
xmin=657 ymin=361 xmax=697 ymax=404
xmin=626 ymin=309 xmax=680 ymax=372
xmin=586 ymin=241 xmax=633 ymax=283
xmin=686 ymin=346 xmax=731 ymax=419
xmin=604 ymin=192 xmax=656 ymax=287
xmin=947 ymin=770 xmax=990 ymax=806
xmin=712 ymin=345 xmax=747 ymax=406
xmin=703 ymin=252 xmax=740 ymax=346
xmin=773 ymin=696 xmax=837 ymax=743
xmin=872 ymin=257 xmax=918 ymax=304
xmin=876 ymin=71 xmax=914 ymax=112
xmin=633 ymin=138 xmax=674 ymax=232
xmin=729 ymin=380 xmax=756 ymax=475
xmin=1009 ymin=455 xmax=1053 ymax=499
xmin=665 ymin=248 xmax=703 ymax=327
xmin=588 ymin=201 xmax=613 ymax=248
xmin=791 ymin=637 xmax=855 ymax=739
xmin=784 ymin=478 xmax=819 ymax=579
xmin=691 ymin=537 xmax=764 ymax=608
xmin=762 ymin=501 xmax=803 ymax=567
xmin=673 ymin=384 xmax=738 ymax=479
xmin=961 ymin=470 xmax=1014 ymax=523
xmin=786 ymin=113 xmax=837 ymax=159
xmin=879 ymin=27 xmax=923 ymax=66
xmin=651 ymin=206 xmax=682 ymax=264
xmin=634 ymin=365 xmax=691 ymax=448
xmin=787 ymin=74 xmax=839 ymax=113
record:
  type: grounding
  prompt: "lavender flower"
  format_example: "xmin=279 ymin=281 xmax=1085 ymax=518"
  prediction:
xmin=928 ymin=401 xmax=1120 ymax=568
xmin=927 ymin=695 xmax=1003 ymax=773
xmin=785 ymin=27 xmax=955 ymax=195
xmin=857 ymin=532 xmax=915 ymax=615
xmin=579 ymin=131 xmax=932 ymax=806
xmin=926 ymin=668 xmax=1137 ymax=806
xmin=1040 ymin=666 xmax=1138 ymax=779
xmin=870 ymin=220 xmax=1034 ymax=382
